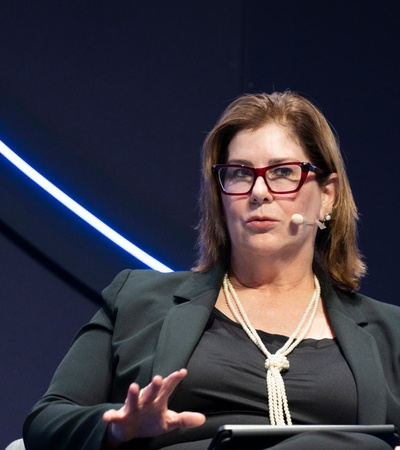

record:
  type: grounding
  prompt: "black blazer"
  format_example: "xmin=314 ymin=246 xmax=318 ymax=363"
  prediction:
xmin=23 ymin=265 xmax=400 ymax=449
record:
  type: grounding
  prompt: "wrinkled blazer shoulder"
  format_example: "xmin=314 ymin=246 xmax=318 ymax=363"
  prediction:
xmin=101 ymin=266 xmax=225 ymax=315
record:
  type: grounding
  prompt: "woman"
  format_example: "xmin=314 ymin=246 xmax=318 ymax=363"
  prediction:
xmin=23 ymin=92 xmax=400 ymax=449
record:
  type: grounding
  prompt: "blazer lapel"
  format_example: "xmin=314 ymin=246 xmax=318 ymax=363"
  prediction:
xmin=152 ymin=265 xmax=225 ymax=377
xmin=322 ymin=281 xmax=387 ymax=424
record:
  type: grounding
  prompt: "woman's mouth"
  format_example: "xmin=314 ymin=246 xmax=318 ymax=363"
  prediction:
xmin=246 ymin=216 xmax=278 ymax=230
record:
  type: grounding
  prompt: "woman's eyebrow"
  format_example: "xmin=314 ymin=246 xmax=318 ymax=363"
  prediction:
xmin=226 ymin=157 xmax=300 ymax=166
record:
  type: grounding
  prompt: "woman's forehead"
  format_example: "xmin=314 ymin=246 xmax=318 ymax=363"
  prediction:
xmin=226 ymin=123 xmax=307 ymax=164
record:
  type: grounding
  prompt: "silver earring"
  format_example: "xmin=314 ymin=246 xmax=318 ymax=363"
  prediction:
xmin=325 ymin=213 xmax=332 ymax=221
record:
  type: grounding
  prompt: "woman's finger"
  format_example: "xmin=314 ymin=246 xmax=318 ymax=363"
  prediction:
xmin=138 ymin=369 xmax=187 ymax=408
xmin=138 ymin=375 xmax=163 ymax=405
xmin=156 ymin=369 xmax=188 ymax=403
xmin=124 ymin=383 xmax=141 ymax=414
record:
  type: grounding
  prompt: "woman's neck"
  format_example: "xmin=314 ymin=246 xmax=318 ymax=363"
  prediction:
xmin=228 ymin=253 xmax=315 ymax=295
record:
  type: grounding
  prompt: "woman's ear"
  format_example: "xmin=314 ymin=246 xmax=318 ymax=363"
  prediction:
xmin=320 ymin=173 xmax=339 ymax=221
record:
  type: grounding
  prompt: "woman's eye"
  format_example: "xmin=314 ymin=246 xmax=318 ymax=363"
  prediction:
xmin=233 ymin=169 xmax=252 ymax=179
xmin=270 ymin=167 xmax=293 ymax=178
xmin=235 ymin=169 xmax=251 ymax=178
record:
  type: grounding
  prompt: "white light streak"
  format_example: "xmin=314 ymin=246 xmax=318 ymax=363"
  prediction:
xmin=0 ymin=140 xmax=173 ymax=273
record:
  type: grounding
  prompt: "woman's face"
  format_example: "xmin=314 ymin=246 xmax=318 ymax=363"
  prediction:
xmin=221 ymin=122 xmax=336 ymax=263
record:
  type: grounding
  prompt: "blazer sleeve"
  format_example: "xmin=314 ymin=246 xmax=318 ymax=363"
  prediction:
xmin=23 ymin=270 xmax=132 ymax=450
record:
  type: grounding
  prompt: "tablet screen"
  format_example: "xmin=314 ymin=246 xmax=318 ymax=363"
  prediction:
xmin=208 ymin=424 xmax=399 ymax=450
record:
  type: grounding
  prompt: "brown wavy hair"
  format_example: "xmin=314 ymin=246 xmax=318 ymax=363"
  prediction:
xmin=193 ymin=91 xmax=366 ymax=291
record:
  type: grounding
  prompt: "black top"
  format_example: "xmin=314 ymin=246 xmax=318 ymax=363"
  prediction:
xmin=152 ymin=308 xmax=357 ymax=449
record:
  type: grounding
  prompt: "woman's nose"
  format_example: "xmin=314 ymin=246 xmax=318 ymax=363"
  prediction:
xmin=250 ymin=175 xmax=271 ymax=203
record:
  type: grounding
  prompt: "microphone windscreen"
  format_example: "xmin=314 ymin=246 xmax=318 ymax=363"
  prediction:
xmin=291 ymin=213 xmax=304 ymax=225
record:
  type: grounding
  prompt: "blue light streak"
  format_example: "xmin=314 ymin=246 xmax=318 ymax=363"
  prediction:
xmin=0 ymin=140 xmax=173 ymax=273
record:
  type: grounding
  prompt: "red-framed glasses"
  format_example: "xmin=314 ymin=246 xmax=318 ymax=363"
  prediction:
xmin=212 ymin=161 xmax=320 ymax=195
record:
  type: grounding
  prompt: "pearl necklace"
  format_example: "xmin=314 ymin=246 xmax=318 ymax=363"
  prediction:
xmin=222 ymin=273 xmax=321 ymax=426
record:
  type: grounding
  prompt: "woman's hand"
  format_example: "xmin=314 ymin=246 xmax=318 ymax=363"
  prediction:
xmin=102 ymin=369 xmax=205 ymax=446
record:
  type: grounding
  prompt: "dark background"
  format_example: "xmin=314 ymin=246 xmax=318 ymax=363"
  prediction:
xmin=1 ymin=1 xmax=399 ymax=446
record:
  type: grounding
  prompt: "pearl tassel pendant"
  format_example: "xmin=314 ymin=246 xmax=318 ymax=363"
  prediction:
xmin=223 ymin=274 xmax=321 ymax=426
